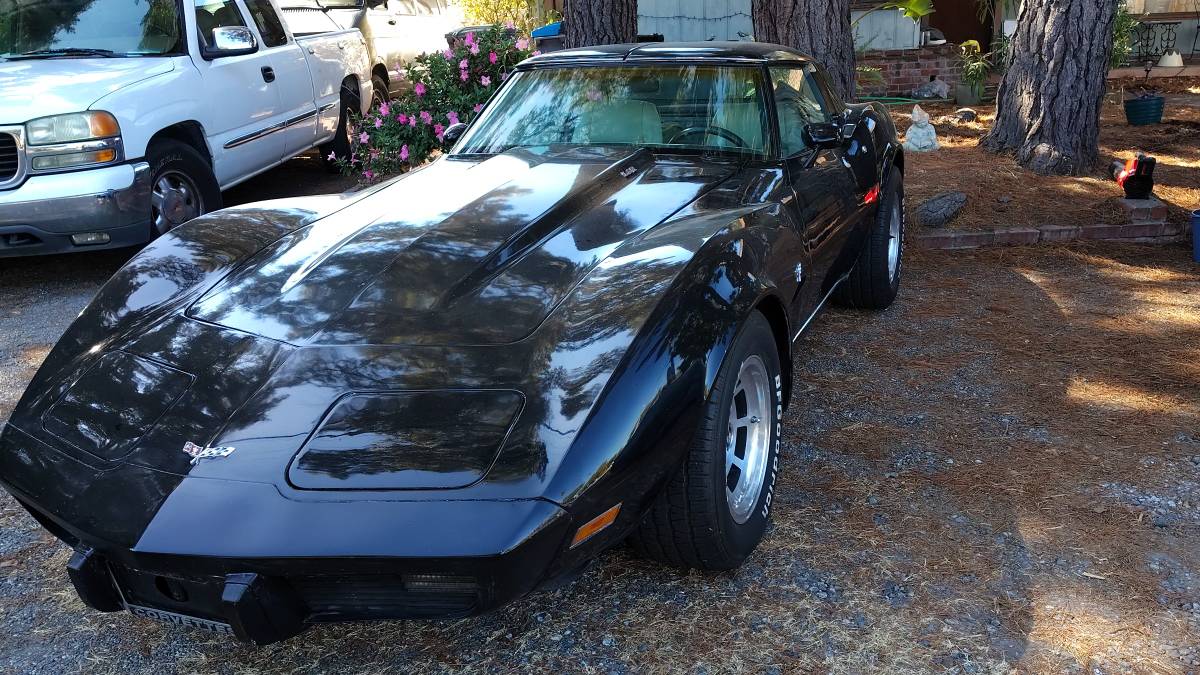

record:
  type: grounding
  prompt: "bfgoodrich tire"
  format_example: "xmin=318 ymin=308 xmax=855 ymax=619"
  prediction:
xmin=147 ymin=139 xmax=221 ymax=238
xmin=629 ymin=311 xmax=782 ymax=571
xmin=833 ymin=169 xmax=904 ymax=309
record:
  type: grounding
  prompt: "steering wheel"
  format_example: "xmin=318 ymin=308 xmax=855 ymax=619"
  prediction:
xmin=668 ymin=125 xmax=748 ymax=149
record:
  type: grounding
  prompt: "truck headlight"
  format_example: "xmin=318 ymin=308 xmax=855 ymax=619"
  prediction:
xmin=25 ymin=111 xmax=123 ymax=173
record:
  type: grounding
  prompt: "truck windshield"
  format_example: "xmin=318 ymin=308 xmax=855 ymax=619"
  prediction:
xmin=453 ymin=65 xmax=772 ymax=158
xmin=0 ymin=0 xmax=183 ymax=58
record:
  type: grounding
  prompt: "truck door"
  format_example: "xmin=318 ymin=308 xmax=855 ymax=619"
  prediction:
xmin=191 ymin=0 xmax=285 ymax=186
xmin=367 ymin=0 xmax=410 ymax=92
xmin=242 ymin=0 xmax=319 ymax=159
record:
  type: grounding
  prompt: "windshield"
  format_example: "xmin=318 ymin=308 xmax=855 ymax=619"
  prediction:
xmin=0 ymin=0 xmax=182 ymax=57
xmin=454 ymin=64 xmax=772 ymax=158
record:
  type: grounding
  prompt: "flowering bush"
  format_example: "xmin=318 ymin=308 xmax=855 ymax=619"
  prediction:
xmin=333 ymin=25 xmax=537 ymax=182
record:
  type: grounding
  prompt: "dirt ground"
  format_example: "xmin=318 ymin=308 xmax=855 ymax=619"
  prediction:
xmin=2 ymin=241 xmax=1198 ymax=674
xmin=898 ymin=77 xmax=1200 ymax=233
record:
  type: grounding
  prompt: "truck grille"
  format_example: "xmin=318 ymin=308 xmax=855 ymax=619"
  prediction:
xmin=0 ymin=133 xmax=17 ymax=182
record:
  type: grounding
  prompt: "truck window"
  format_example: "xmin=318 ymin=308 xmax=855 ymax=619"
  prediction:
xmin=411 ymin=0 xmax=439 ymax=15
xmin=244 ymin=0 xmax=289 ymax=47
xmin=195 ymin=0 xmax=248 ymax=46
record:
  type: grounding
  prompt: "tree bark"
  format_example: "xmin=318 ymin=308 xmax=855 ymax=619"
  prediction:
xmin=565 ymin=0 xmax=637 ymax=48
xmin=982 ymin=0 xmax=1117 ymax=175
xmin=751 ymin=0 xmax=856 ymax=100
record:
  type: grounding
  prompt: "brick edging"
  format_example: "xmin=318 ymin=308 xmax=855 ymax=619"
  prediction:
xmin=915 ymin=221 xmax=1189 ymax=250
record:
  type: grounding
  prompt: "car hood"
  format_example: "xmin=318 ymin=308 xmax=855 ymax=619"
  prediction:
xmin=188 ymin=146 xmax=738 ymax=347
xmin=0 ymin=58 xmax=175 ymax=123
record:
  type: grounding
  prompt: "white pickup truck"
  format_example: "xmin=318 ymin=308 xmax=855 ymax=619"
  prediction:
xmin=0 ymin=0 xmax=373 ymax=257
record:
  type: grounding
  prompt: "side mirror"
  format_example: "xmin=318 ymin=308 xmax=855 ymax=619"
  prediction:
xmin=443 ymin=122 xmax=468 ymax=145
xmin=202 ymin=26 xmax=258 ymax=60
xmin=802 ymin=122 xmax=842 ymax=150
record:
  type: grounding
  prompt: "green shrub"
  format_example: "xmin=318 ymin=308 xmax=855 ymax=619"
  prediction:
xmin=333 ymin=25 xmax=536 ymax=182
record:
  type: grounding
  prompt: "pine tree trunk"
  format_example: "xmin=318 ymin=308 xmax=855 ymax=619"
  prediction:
xmin=751 ymin=0 xmax=855 ymax=100
xmin=565 ymin=0 xmax=637 ymax=48
xmin=982 ymin=0 xmax=1117 ymax=176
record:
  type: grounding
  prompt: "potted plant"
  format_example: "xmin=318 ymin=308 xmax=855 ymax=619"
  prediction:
xmin=1125 ymin=62 xmax=1165 ymax=126
xmin=955 ymin=40 xmax=992 ymax=106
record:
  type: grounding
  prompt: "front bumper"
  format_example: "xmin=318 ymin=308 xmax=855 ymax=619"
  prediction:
xmin=0 ymin=424 xmax=572 ymax=644
xmin=0 ymin=162 xmax=152 ymax=257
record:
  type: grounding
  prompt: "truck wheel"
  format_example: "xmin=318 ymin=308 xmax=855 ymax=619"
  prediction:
xmin=629 ymin=311 xmax=782 ymax=571
xmin=371 ymin=74 xmax=389 ymax=109
xmin=147 ymin=139 xmax=221 ymax=238
xmin=833 ymin=170 xmax=904 ymax=309
xmin=321 ymin=84 xmax=359 ymax=173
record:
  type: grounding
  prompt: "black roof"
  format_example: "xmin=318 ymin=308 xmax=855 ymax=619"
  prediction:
xmin=523 ymin=41 xmax=812 ymax=66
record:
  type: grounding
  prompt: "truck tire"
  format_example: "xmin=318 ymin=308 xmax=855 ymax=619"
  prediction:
xmin=372 ymin=74 xmax=389 ymax=109
xmin=833 ymin=169 xmax=904 ymax=309
xmin=147 ymin=139 xmax=221 ymax=238
xmin=629 ymin=311 xmax=782 ymax=571
xmin=321 ymin=83 xmax=359 ymax=173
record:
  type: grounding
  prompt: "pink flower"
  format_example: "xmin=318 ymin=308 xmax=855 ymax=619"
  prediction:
xmin=473 ymin=103 xmax=484 ymax=113
xmin=504 ymin=19 xmax=515 ymax=29
xmin=396 ymin=113 xmax=408 ymax=124
xmin=327 ymin=151 xmax=337 ymax=161
xmin=408 ymin=116 xmax=417 ymax=127
xmin=370 ymin=148 xmax=380 ymax=159
xmin=460 ymin=69 xmax=469 ymax=81
xmin=373 ymin=117 xmax=382 ymax=129
xmin=469 ymin=43 xmax=480 ymax=55
xmin=464 ymin=31 xmax=475 ymax=46
xmin=400 ymin=144 xmax=409 ymax=161
xmin=379 ymin=101 xmax=389 ymax=116
xmin=480 ymin=75 xmax=491 ymax=86
xmin=489 ymin=51 xmax=498 ymax=64
xmin=364 ymin=170 xmax=374 ymax=181
xmin=413 ymin=82 xmax=426 ymax=97
xmin=420 ymin=110 xmax=432 ymax=124
xmin=434 ymin=123 xmax=445 ymax=140
xmin=501 ymin=71 xmax=509 ymax=81
xmin=516 ymin=37 xmax=529 ymax=50
xmin=532 ymin=50 xmax=541 ymax=56
xmin=447 ymin=111 xmax=460 ymax=125
xmin=442 ymin=49 xmax=453 ymax=59
xmin=358 ymin=131 xmax=370 ymax=144
xmin=459 ymin=58 xmax=469 ymax=70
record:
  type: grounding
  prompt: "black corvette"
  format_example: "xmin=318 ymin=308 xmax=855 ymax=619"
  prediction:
xmin=0 ymin=42 xmax=904 ymax=644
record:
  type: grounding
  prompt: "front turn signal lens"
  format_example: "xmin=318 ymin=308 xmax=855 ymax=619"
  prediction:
xmin=570 ymin=503 xmax=622 ymax=549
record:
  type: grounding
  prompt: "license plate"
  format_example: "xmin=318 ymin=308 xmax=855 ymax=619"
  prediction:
xmin=127 ymin=603 xmax=235 ymax=636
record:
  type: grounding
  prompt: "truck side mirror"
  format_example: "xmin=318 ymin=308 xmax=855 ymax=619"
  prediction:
xmin=443 ymin=122 xmax=468 ymax=145
xmin=202 ymin=26 xmax=258 ymax=60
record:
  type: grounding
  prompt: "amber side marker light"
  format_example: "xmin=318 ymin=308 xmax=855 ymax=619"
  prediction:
xmin=570 ymin=503 xmax=622 ymax=548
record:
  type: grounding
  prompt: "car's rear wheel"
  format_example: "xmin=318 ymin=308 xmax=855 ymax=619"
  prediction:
xmin=147 ymin=139 xmax=221 ymax=238
xmin=833 ymin=169 xmax=904 ymax=309
xmin=629 ymin=311 xmax=781 ymax=571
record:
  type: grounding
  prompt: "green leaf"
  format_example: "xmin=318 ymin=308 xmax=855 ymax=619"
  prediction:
xmin=880 ymin=0 xmax=935 ymax=21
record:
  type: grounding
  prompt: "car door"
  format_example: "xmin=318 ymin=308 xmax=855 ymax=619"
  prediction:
xmin=368 ymin=0 xmax=410 ymax=92
xmin=192 ymin=0 xmax=286 ymax=186
xmin=770 ymin=64 xmax=860 ymax=309
xmin=243 ymin=0 xmax=319 ymax=158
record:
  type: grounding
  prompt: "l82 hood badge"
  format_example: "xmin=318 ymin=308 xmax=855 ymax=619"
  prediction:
xmin=182 ymin=442 xmax=236 ymax=465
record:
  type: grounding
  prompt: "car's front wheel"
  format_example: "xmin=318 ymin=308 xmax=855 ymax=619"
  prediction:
xmin=147 ymin=139 xmax=221 ymax=238
xmin=629 ymin=311 xmax=782 ymax=571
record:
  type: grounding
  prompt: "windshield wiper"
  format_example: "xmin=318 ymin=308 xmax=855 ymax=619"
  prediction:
xmin=9 ymin=48 xmax=118 ymax=59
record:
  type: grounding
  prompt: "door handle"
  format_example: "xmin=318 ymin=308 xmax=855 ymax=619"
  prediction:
xmin=261 ymin=66 xmax=275 ymax=83
xmin=387 ymin=18 xmax=396 ymax=24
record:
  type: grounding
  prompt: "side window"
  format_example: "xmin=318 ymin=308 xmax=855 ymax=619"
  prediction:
xmin=195 ymin=0 xmax=248 ymax=47
xmin=412 ymin=0 xmax=439 ymax=14
xmin=769 ymin=66 xmax=832 ymax=157
xmin=244 ymin=0 xmax=289 ymax=47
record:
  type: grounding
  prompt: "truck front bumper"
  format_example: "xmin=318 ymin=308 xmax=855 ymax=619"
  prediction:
xmin=0 ymin=162 xmax=152 ymax=257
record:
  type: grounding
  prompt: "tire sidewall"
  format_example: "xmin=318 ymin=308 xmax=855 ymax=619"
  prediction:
xmin=883 ymin=170 xmax=905 ymax=291
xmin=708 ymin=314 xmax=782 ymax=559
xmin=147 ymin=141 xmax=220 ymax=238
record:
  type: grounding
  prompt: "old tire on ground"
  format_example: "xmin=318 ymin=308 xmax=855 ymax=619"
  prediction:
xmin=629 ymin=311 xmax=782 ymax=571
xmin=147 ymin=139 xmax=221 ymax=238
xmin=833 ymin=169 xmax=904 ymax=309
xmin=321 ymin=83 xmax=359 ymax=172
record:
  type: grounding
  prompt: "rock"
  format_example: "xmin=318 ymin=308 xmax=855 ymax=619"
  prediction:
xmin=916 ymin=192 xmax=968 ymax=228
xmin=955 ymin=107 xmax=978 ymax=122
xmin=913 ymin=78 xmax=951 ymax=99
